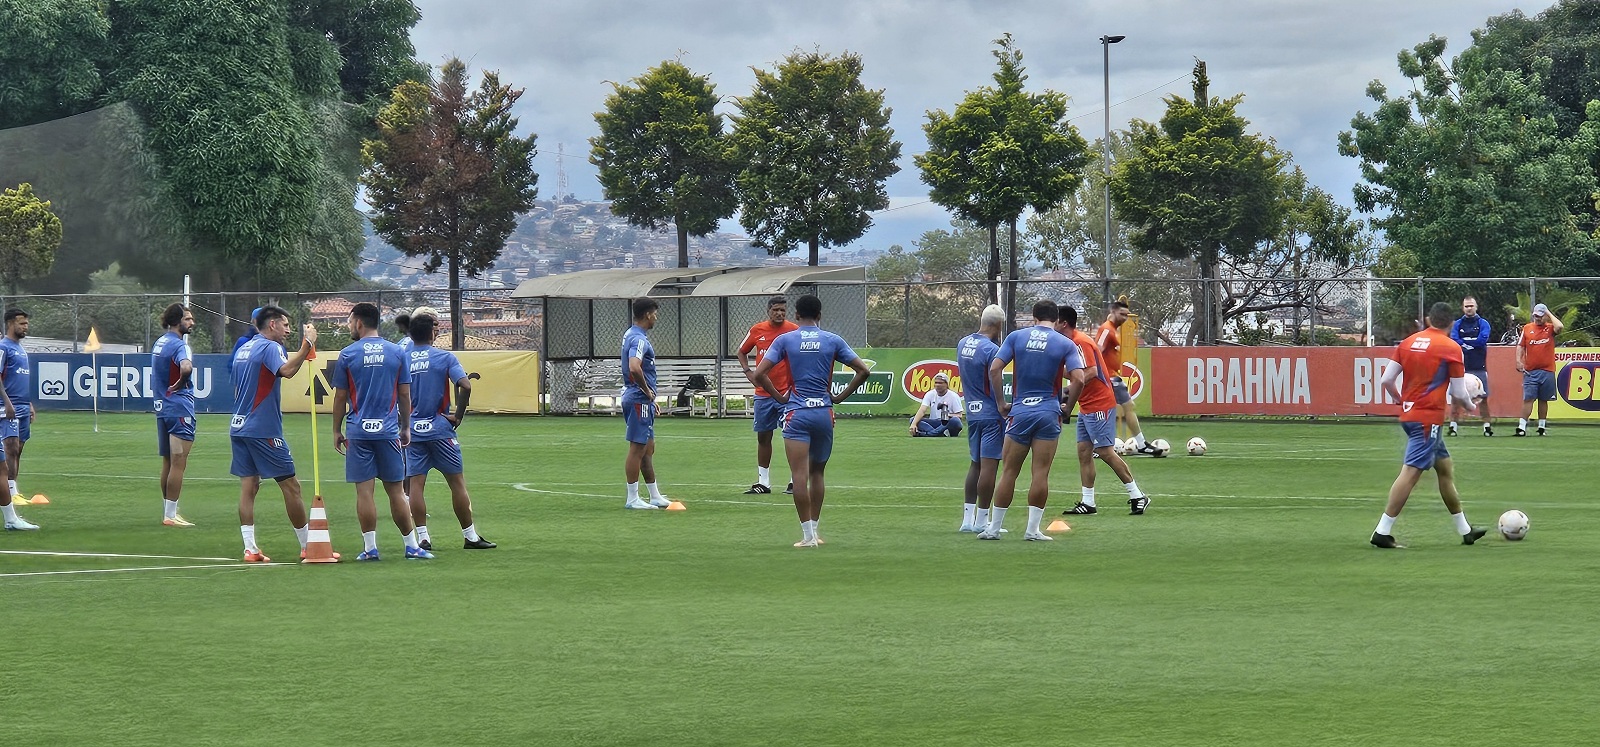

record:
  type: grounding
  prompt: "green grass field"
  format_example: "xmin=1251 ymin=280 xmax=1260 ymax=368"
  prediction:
xmin=4 ymin=412 xmax=1596 ymax=746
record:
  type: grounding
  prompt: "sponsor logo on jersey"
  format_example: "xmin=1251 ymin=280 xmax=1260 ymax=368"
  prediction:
xmin=360 ymin=418 xmax=384 ymax=433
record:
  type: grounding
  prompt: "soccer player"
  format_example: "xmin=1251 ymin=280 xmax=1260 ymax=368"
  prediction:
xmin=956 ymin=304 xmax=1005 ymax=532
xmin=1449 ymin=296 xmax=1494 ymax=436
xmin=1098 ymin=301 xmax=1157 ymax=456
xmin=1370 ymin=302 xmax=1489 ymax=549
xmin=0 ymin=311 xmax=30 ymax=530
xmin=908 ymin=372 xmax=964 ymax=437
xmin=404 ymin=313 xmax=495 ymax=551
xmin=979 ymin=300 xmax=1087 ymax=541
xmin=737 ymin=295 xmax=798 ymax=495
xmin=1058 ymin=306 xmax=1149 ymax=516
xmin=1 ymin=309 xmax=35 ymax=509
xmin=153 ymin=303 xmax=198 ymax=526
xmin=331 ymin=302 xmax=429 ymax=560
xmin=229 ymin=306 xmax=319 ymax=562
xmin=622 ymin=297 xmax=672 ymax=510
xmin=751 ymin=294 xmax=872 ymax=548
xmin=1515 ymin=303 xmax=1564 ymax=437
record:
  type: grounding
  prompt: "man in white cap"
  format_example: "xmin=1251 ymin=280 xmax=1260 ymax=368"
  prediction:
xmin=1515 ymin=302 xmax=1564 ymax=436
xmin=909 ymin=371 xmax=964 ymax=437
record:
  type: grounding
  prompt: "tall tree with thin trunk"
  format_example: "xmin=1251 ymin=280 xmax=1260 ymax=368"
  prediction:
xmin=362 ymin=58 xmax=539 ymax=349
xmin=590 ymin=60 xmax=737 ymax=268
xmin=0 ymin=184 xmax=62 ymax=294
xmin=730 ymin=50 xmax=901 ymax=265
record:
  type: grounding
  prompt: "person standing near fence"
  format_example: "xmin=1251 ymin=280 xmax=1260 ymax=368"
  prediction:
xmin=1059 ymin=306 xmax=1150 ymax=516
xmin=1098 ymin=301 xmax=1157 ymax=456
xmin=1448 ymin=296 xmax=1494 ymax=437
xmin=738 ymin=296 xmax=798 ymax=495
xmin=229 ymin=306 xmax=319 ymax=562
xmin=1515 ymin=303 xmax=1564 ymax=437
xmin=0 ymin=309 xmax=32 ymax=531
xmin=153 ymin=304 xmax=198 ymax=526
xmin=403 ymin=313 xmax=495 ymax=551
xmin=956 ymin=305 xmax=1005 ymax=533
xmin=622 ymin=298 xmax=673 ymax=510
xmin=1 ymin=310 xmax=37 ymax=509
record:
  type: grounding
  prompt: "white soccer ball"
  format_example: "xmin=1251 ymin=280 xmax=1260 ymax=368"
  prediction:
xmin=1149 ymin=438 xmax=1171 ymax=458
xmin=1186 ymin=436 xmax=1207 ymax=456
xmin=1112 ymin=438 xmax=1130 ymax=456
xmin=1498 ymin=510 xmax=1529 ymax=541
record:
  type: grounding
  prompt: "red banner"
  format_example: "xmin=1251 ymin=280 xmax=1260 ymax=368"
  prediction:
xmin=1149 ymin=346 xmax=1522 ymax=417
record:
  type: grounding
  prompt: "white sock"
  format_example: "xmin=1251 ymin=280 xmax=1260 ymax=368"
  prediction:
xmin=417 ymin=525 xmax=431 ymax=544
xmin=1449 ymin=420 xmax=1458 ymax=429
xmin=2 ymin=503 xmax=16 ymax=522
xmin=976 ymin=507 xmax=989 ymax=527
xmin=1081 ymin=487 xmax=1096 ymax=507
xmin=1124 ymin=480 xmax=1143 ymax=499
xmin=647 ymin=482 xmax=665 ymax=500
xmin=402 ymin=530 xmax=419 ymax=549
xmin=801 ymin=519 xmax=817 ymax=541
xmin=962 ymin=503 xmax=976 ymax=526
xmin=1026 ymin=506 xmax=1045 ymax=534
xmin=463 ymin=524 xmax=480 ymax=542
xmin=294 ymin=525 xmax=309 ymax=549
xmin=403 ymin=493 xmax=411 ymax=505
xmin=1485 ymin=421 xmax=1493 ymax=430
xmin=240 ymin=525 xmax=257 ymax=552
xmin=7 ymin=479 xmax=15 ymax=497
xmin=1519 ymin=418 xmax=1528 ymax=429
xmin=1452 ymin=512 xmax=1471 ymax=535
xmin=758 ymin=466 xmax=771 ymax=487
xmin=1376 ymin=514 xmax=1396 ymax=535
xmin=988 ymin=506 xmax=1008 ymax=532
xmin=1133 ymin=433 xmax=1147 ymax=449
xmin=164 ymin=499 xmax=178 ymax=519
xmin=626 ymin=482 xmax=640 ymax=503
xmin=1539 ymin=419 xmax=1547 ymax=429
xmin=362 ymin=531 xmax=378 ymax=552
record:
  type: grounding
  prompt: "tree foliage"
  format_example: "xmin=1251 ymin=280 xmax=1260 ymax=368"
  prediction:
xmin=591 ymin=60 xmax=737 ymax=268
xmin=0 ymin=0 xmax=109 ymax=129
xmin=362 ymin=58 xmax=539 ymax=349
xmin=0 ymin=183 xmax=63 ymax=294
xmin=730 ymin=50 xmax=901 ymax=265
xmin=867 ymin=222 xmax=992 ymax=347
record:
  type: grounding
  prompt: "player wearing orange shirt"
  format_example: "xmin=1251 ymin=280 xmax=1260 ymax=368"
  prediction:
xmin=738 ymin=296 xmax=800 ymax=494
xmin=1370 ymin=302 xmax=1488 ymax=549
xmin=1059 ymin=306 xmax=1148 ymax=516
xmin=1515 ymin=303 xmax=1564 ymax=436
xmin=1097 ymin=301 xmax=1157 ymax=456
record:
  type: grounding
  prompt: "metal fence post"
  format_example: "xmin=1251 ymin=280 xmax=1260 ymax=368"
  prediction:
xmin=71 ymin=295 xmax=80 ymax=352
xmin=902 ymin=283 xmax=911 ymax=347
xmin=144 ymin=294 xmax=153 ymax=350
xmin=1416 ymin=277 xmax=1425 ymax=327
xmin=1529 ymin=277 xmax=1537 ymax=311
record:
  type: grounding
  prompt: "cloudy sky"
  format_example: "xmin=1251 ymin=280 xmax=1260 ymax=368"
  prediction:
xmin=410 ymin=0 xmax=1556 ymax=251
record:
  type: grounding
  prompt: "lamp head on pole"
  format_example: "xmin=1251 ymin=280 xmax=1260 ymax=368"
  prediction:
xmin=1101 ymin=34 xmax=1126 ymax=44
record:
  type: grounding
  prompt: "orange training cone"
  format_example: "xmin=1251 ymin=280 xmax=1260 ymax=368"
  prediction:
xmin=302 ymin=496 xmax=340 ymax=563
xmin=1046 ymin=519 xmax=1071 ymax=533
xmin=665 ymin=501 xmax=687 ymax=511
xmin=28 ymin=494 xmax=49 ymax=505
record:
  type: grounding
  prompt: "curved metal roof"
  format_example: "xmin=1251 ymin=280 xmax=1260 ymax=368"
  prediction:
xmin=689 ymin=265 xmax=865 ymax=296
xmin=510 ymin=267 xmax=737 ymax=299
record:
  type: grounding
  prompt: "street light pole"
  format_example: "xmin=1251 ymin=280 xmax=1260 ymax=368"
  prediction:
xmin=1101 ymin=34 xmax=1125 ymax=308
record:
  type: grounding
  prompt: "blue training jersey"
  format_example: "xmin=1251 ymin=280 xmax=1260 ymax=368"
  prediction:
xmin=333 ymin=336 xmax=411 ymax=440
xmin=957 ymin=332 xmax=1001 ymax=422
xmin=231 ymin=337 xmax=289 ymax=438
xmin=621 ymin=325 xmax=656 ymax=404
xmin=407 ymin=345 xmax=466 ymax=442
xmin=1450 ymin=316 xmax=1491 ymax=371
xmin=0 ymin=337 xmax=28 ymax=407
xmin=996 ymin=325 xmax=1084 ymax=407
xmin=151 ymin=331 xmax=195 ymax=418
xmin=763 ymin=325 xmax=859 ymax=412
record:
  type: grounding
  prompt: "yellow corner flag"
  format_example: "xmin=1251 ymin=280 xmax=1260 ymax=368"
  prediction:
xmin=83 ymin=327 xmax=102 ymax=353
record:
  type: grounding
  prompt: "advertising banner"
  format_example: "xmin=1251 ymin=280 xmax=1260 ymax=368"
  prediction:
xmin=280 ymin=350 xmax=541 ymax=415
xmin=833 ymin=347 xmax=1152 ymax=417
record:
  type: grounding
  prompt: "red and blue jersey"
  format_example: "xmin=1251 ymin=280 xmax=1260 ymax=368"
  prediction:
xmin=957 ymin=332 xmax=1001 ymax=422
xmin=230 ymin=337 xmax=289 ymax=438
xmin=1396 ymin=328 xmax=1464 ymax=425
xmin=763 ymin=325 xmax=858 ymax=412
xmin=152 ymin=331 xmax=194 ymax=418
xmin=0 ymin=337 xmax=29 ymax=407
xmin=407 ymin=344 xmax=466 ymax=442
xmin=997 ymin=325 xmax=1083 ymax=407
xmin=333 ymin=336 xmax=411 ymax=440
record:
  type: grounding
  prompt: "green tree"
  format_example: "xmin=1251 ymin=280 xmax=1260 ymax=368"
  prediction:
xmin=917 ymin=34 xmax=1089 ymax=318
xmin=1339 ymin=35 xmax=1600 ymax=281
xmin=730 ymin=50 xmax=902 ymax=266
xmin=1506 ymin=288 xmax=1594 ymax=346
xmin=591 ymin=60 xmax=737 ymax=268
xmin=866 ymin=222 xmax=992 ymax=347
xmin=0 ymin=0 xmax=109 ymax=129
xmin=362 ymin=58 xmax=539 ymax=350
xmin=1109 ymin=60 xmax=1289 ymax=344
xmin=0 ymin=184 xmax=63 ymax=294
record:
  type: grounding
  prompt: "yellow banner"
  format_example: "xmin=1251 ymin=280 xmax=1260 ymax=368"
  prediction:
xmin=1539 ymin=348 xmax=1600 ymax=419
xmin=281 ymin=350 xmax=541 ymax=415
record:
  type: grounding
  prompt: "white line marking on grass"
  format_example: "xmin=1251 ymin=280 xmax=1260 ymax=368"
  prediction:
xmin=0 ymin=550 xmax=240 ymax=562
xmin=0 ymin=562 xmax=293 ymax=579
xmin=50 ymin=472 xmax=239 ymax=483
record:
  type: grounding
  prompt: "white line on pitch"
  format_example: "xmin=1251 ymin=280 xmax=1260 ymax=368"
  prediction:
xmin=0 ymin=562 xmax=293 ymax=579
xmin=0 ymin=550 xmax=239 ymax=562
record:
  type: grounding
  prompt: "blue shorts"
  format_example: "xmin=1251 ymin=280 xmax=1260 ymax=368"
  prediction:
xmin=967 ymin=419 xmax=1003 ymax=461
xmin=230 ymin=436 xmax=295 ymax=480
xmin=1467 ymin=370 xmax=1489 ymax=398
xmin=1523 ymin=369 xmax=1556 ymax=401
xmin=624 ymin=400 xmax=655 ymax=444
xmin=1111 ymin=377 xmax=1133 ymax=405
xmin=157 ymin=416 xmax=196 ymax=456
xmin=781 ymin=407 xmax=835 ymax=463
xmin=1402 ymin=422 xmax=1450 ymax=470
xmin=407 ymin=438 xmax=464 ymax=477
xmin=753 ymin=395 xmax=782 ymax=433
xmin=346 ymin=438 xmax=406 ymax=484
xmin=1076 ymin=407 xmax=1117 ymax=449
xmin=2 ymin=406 xmax=31 ymax=442
xmin=1005 ymin=403 xmax=1062 ymax=445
